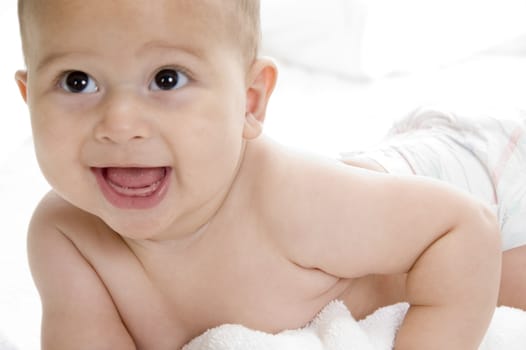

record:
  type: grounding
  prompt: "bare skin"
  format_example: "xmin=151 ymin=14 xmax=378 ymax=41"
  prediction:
xmin=29 ymin=141 xmax=398 ymax=350
xmin=27 ymin=137 xmax=500 ymax=350
xmin=499 ymin=246 xmax=526 ymax=309
xmin=18 ymin=1 xmax=501 ymax=349
xmin=343 ymin=157 xmax=526 ymax=312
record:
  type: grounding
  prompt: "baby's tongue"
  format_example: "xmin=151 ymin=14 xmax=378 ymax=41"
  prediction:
xmin=106 ymin=167 xmax=166 ymax=188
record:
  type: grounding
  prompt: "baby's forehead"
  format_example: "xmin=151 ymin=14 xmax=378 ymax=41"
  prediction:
xmin=21 ymin=0 xmax=243 ymax=38
xmin=20 ymin=0 xmax=234 ymax=25
xmin=20 ymin=0 xmax=257 ymax=66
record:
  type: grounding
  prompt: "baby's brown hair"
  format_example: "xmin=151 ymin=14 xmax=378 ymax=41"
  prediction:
xmin=226 ymin=0 xmax=261 ymax=65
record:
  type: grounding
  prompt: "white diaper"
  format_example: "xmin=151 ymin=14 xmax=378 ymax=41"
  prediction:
xmin=344 ymin=108 xmax=526 ymax=251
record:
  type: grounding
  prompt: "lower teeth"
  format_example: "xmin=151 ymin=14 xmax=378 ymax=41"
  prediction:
xmin=108 ymin=179 xmax=162 ymax=197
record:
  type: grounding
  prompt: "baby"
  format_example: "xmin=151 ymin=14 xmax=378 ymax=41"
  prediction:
xmin=15 ymin=1 xmax=504 ymax=349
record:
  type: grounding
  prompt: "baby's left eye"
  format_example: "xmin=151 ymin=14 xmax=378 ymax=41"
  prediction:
xmin=149 ymin=69 xmax=189 ymax=91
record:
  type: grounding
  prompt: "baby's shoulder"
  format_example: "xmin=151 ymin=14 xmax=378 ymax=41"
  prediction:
xmin=27 ymin=191 xmax=139 ymax=348
xmin=32 ymin=190 xmax=86 ymax=218
xmin=28 ymin=191 xmax=118 ymax=254
xmin=30 ymin=191 xmax=100 ymax=236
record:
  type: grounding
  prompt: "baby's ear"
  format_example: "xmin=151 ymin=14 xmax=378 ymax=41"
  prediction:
xmin=15 ymin=70 xmax=28 ymax=103
xmin=243 ymin=58 xmax=278 ymax=140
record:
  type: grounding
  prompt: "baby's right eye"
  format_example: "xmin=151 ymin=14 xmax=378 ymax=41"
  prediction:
xmin=59 ymin=71 xmax=98 ymax=94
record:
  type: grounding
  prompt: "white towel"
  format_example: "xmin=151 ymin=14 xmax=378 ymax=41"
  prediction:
xmin=183 ymin=301 xmax=526 ymax=350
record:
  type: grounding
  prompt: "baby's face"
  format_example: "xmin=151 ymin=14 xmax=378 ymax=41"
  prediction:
xmin=18 ymin=0 xmax=254 ymax=239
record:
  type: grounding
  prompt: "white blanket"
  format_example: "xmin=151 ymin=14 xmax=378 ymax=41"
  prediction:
xmin=183 ymin=301 xmax=526 ymax=350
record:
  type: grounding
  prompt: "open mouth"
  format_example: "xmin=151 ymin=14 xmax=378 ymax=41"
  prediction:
xmin=92 ymin=166 xmax=171 ymax=209
xmin=104 ymin=167 xmax=167 ymax=197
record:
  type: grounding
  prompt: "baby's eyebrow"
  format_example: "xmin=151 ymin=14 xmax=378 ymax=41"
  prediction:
xmin=34 ymin=42 xmax=206 ymax=73
xmin=35 ymin=51 xmax=100 ymax=73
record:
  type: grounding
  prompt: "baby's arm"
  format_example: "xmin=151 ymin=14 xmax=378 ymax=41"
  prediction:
xmin=270 ymin=157 xmax=501 ymax=349
xmin=392 ymin=187 xmax=500 ymax=349
xmin=28 ymin=192 xmax=135 ymax=350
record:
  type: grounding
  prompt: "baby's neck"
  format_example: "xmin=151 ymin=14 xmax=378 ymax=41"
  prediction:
xmin=122 ymin=135 xmax=278 ymax=257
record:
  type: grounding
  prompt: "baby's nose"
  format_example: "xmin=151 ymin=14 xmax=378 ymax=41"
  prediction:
xmin=94 ymin=89 xmax=154 ymax=144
